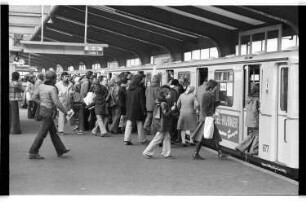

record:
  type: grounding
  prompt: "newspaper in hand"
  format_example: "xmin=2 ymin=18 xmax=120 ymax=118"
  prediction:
xmin=66 ymin=109 xmax=74 ymax=121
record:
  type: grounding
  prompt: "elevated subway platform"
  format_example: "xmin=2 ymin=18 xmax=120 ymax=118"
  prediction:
xmin=9 ymin=109 xmax=298 ymax=195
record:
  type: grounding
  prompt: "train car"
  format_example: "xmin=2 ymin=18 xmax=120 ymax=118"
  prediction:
xmin=105 ymin=47 xmax=299 ymax=180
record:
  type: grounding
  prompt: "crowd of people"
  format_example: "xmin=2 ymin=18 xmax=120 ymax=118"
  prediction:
xmin=10 ymin=69 xmax=233 ymax=160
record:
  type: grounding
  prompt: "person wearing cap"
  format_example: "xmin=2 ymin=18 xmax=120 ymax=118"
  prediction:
xmin=55 ymin=72 xmax=73 ymax=135
xmin=28 ymin=70 xmax=70 ymax=159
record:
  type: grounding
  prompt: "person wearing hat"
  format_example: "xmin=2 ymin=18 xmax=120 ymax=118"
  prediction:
xmin=28 ymin=70 xmax=70 ymax=159
xmin=55 ymin=72 xmax=73 ymax=135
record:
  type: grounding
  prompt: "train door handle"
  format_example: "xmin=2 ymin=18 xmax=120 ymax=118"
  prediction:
xmin=284 ymin=118 xmax=287 ymax=143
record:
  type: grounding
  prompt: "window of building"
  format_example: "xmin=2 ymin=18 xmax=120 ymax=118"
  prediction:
xmin=200 ymin=49 xmax=209 ymax=59
xmin=127 ymin=58 xmax=140 ymax=67
xmin=209 ymin=47 xmax=218 ymax=58
xmin=107 ymin=61 xmax=119 ymax=68
xmin=68 ymin=66 xmax=74 ymax=72
xmin=184 ymin=47 xmax=219 ymax=61
xmin=79 ymin=63 xmax=86 ymax=71
xmin=214 ymin=70 xmax=234 ymax=107
xmin=184 ymin=52 xmax=192 ymax=61
xmin=192 ymin=50 xmax=201 ymax=60
xmin=267 ymin=38 xmax=278 ymax=52
xmin=280 ymin=67 xmax=288 ymax=112
xmin=282 ymin=35 xmax=299 ymax=50
xmin=92 ymin=63 xmax=101 ymax=70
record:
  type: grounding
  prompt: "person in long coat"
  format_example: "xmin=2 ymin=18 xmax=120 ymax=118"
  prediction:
xmin=123 ymin=74 xmax=147 ymax=145
xmin=9 ymin=72 xmax=23 ymax=134
xmin=55 ymin=72 xmax=73 ymax=134
xmin=177 ymin=85 xmax=198 ymax=146
xmin=143 ymin=85 xmax=178 ymax=158
xmin=143 ymin=75 xmax=160 ymax=135
xmin=192 ymin=79 xmax=228 ymax=160
xmin=90 ymin=79 xmax=109 ymax=137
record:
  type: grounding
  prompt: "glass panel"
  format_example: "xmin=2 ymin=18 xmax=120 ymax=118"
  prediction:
xmin=184 ymin=52 xmax=192 ymax=61
xmin=201 ymin=49 xmax=209 ymax=59
xmin=210 ymin=47 xmax=218 ymax=58
xmin=178 ymin=71 xmax=191 ymax=89
xmin=241 ymin=35 xmax=251 ymax=55
xmin=247 ymin=65 xmax=260 ymax=96
xmin=252 ymin=32 xmax=265 ymax=53
xmin=214 ymin=70 xmax=234 ymax=107
xmin=267 ymin=30 xmax=279 ymax=52
xmin=267 ymin=38 xmax=278 ymax=52
xmin=280 ymin=67 xmax=288 ymax=111
xmin=192 ymin=50 xmax=201 ymax=60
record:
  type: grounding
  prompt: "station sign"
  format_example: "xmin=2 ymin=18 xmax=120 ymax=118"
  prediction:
xmin=84 ymin=45 xmax=104 ymax=56
xmin=84 ymin=45 xmax=103 ymax=51
xmin=215 ymin=113 xmax=239 ymax=143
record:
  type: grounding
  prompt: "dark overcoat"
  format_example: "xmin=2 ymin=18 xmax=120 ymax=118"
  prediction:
xmin=125 ymin=83 xmax=146 ymax=121
xmin=151 ymin=101 xmax=174 ymax=135
xmin=191 ymin=90 xmax=222 ymax=144
xmin=93 ymin=84 xmax=108 ymax=116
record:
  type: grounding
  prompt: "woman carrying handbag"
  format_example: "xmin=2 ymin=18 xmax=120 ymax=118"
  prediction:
xmin=192 ymin=79 xmax=228 ymax=160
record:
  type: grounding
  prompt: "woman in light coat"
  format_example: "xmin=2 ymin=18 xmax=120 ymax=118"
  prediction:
xmin=176 ymin=85 xmax=198 ymax=146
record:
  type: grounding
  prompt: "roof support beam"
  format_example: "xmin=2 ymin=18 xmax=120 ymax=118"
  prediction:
xmin=156 ymin=6 xmax=237 ymax=30
xmin=240 ymin=6 xmax=298 ymax=35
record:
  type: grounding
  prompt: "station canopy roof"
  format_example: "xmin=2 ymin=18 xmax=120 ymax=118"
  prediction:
xmin=9 ymin=5 xmax=299 ymax=70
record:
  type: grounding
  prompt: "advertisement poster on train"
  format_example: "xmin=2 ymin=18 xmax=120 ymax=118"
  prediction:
xmin=215 ymin=113 xmax=239 ymax=143
xmin=227 ymin=83 xmax=233 ymax=96
xmin=220 ymin=82 xmax=227 ymax=91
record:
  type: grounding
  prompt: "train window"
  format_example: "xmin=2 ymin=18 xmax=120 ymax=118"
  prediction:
xmin=167 ymin=70 xmax=174 ymax=83
xmin=214 ymin=70 xmax=234 ymax=107
xmin=248 ymin=65 xmax=260 ymax=95
xmin=178 ymin=71 xmax=191 ymax=90
xmin=280 ymin=67 xmax=288 ymax=112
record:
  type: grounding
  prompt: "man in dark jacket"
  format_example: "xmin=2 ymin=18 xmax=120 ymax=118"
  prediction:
xmin=80 ymin=71 xmax=93 ymax=133
xmin=123 ymin=75 xmax=147 ymax=145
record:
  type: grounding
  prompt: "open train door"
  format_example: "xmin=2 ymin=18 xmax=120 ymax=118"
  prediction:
xmin=196 ymin=67 xmax=208 ymax=87
xmin=243 ymin=65 xmax=260 ymax=147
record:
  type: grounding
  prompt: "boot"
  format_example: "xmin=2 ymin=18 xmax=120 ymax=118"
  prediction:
xmin=218 ymin=150 xmax=228 ymax=159
xmin=193 ymin=153 xmax=205 ymax=160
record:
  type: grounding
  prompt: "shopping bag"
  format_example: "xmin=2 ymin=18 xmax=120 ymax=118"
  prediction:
xmin=66 ymin=109 xmax=75 ymax=121
xmin=203 ymin=116 xmax=214 ymax=139
xmin=83 ymin=92 xmax=96 ymax=106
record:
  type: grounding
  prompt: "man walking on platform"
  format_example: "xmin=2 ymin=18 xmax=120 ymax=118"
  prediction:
xmin=28 ymin=71 xmax=71 ymax=159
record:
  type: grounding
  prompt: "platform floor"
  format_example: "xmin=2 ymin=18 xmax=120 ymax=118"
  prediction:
xmin=9 ymin=109 xmax=298 ymax=195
